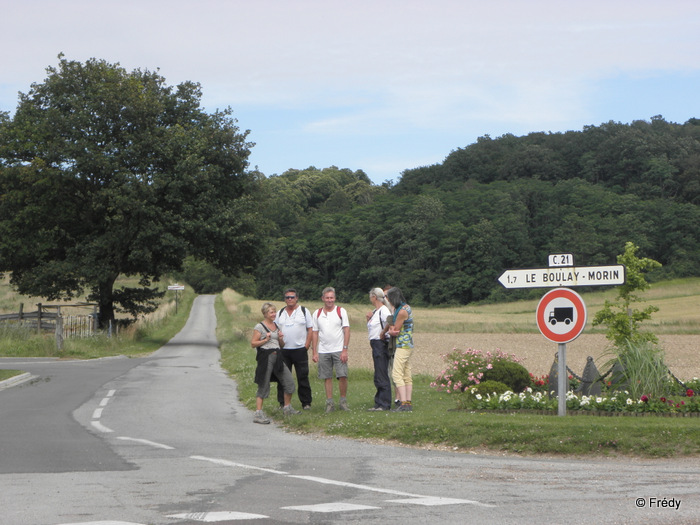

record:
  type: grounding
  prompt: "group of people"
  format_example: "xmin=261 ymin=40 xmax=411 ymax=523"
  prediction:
xmin=250 ymin=285 xmax=414 ymax=424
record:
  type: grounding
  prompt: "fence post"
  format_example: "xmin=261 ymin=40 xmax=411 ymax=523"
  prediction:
xmin=55 ymin=315 xmax=64 ymax=351
xmin=36 ymin=303 xmax=42 ymax=334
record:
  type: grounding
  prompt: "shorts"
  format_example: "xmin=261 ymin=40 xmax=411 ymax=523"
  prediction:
xmin=317 ymin=351 xmax=348 ymax=380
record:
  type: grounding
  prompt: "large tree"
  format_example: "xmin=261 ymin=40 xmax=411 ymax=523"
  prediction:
xmin=0 ymin=55 xmax=261 ymax=326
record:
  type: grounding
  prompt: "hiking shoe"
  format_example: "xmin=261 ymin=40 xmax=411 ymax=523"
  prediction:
xmin=253 ymin=410 xmax=270 ymax=424
xmin=283 ymin=405 xmax=301 ymax=416
xmin=302 ymin=405 xmax=312 ymax=410
xmin=339 ymin=398 xmax=349 ymax=411
xmin=394 ymin=399 xmax=401 ymax=408
xmin=325 ymin=399 xmax=335 ymax=413
xmin=397 ymin=403 xmax=413 ymax=412
xmin=367 ymin=406 xmax=388 ymax=411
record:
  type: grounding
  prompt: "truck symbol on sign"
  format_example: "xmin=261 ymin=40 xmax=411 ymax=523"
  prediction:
xmin=549 ymin=307 xmax=574 ymax=325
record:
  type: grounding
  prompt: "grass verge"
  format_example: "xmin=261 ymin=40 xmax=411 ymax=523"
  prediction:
xmin=217 ymin=290 xmax=700 ymax=458
xmin=0 ymin=369 xmax=23 ymax=382
xmin=0 ymin=289 xmax=195 ymax=360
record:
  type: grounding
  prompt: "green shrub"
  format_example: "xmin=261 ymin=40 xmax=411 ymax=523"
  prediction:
xmin=481 ymin=360 xmax=531 ymax=393
xmin=470 ymin=380 xmax=510 ymax=396
xmin=458 ymin=380 xmax=510 ymax=409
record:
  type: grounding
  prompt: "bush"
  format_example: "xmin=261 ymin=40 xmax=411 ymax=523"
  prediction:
xmin=469 ymin=380 xmax=510 ymax=397
xmin=431 ymin=347 xmax=527 ymax=395
xmin=458 ymin=380 xmax=510 ymax=410
xmin=481 ymin=360 xmax=531 ymax=393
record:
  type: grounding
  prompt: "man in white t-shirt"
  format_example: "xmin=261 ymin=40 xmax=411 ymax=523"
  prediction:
xmin=275 ymin=288 xmax=314 ymax=410
xmin=311 ymin=287 xmax=350 ymax=412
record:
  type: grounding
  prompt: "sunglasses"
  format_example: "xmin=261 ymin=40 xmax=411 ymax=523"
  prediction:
xmin=284 ymin=296 xmax=296 ymax=300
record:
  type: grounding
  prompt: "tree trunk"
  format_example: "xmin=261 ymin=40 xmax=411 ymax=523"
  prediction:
xmin=97 ymin=275 xmax=118 ymax=329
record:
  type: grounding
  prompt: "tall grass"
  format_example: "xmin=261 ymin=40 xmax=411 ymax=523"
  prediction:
xmin=604 ymin=340 xmax=672 ymax=399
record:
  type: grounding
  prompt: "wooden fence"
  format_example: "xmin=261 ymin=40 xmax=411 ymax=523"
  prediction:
xmin=0 ymin=303 xmax=98 ymax=349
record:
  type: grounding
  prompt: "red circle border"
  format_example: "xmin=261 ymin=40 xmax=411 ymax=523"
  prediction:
xmin=536 ymin=288 xmax=587 ymax=343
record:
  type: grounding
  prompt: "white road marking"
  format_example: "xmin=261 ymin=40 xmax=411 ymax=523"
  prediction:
xmin=90 ymin=420 xmax=113 ymax=433
xmin=193 ymin=457 xmax=495 ymax=509
xmin=61 ymin=521 xmax=142 ymax=525
xmin=387 ymin=496 xmax=496 ymax=507
xmin=116 ymin=437 xmax=175 ymax=450
xmin=167 ymin=511 xmax=268 ymax=521
xmin=283 ymin=502 xmax=380 ymax=513
xmin=288 ymin=474 xmax=417 ymax=497
xmin=92 ymin=408 xmax=104 ymax=418
xmin=190 ymin=455 xmax=288 ymax=475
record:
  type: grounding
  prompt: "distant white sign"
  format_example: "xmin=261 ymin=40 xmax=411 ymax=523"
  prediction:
xmin=168 ymin=284 xmax=185 ymax=291
xmin=498 ymin=265 xmax=625 ymax=289
xmin=548 ymin=253 xmax=574 ymax=267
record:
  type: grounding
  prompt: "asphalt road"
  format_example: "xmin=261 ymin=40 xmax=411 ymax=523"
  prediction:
xmin=1 ymin=295 xmax=699 ymax=525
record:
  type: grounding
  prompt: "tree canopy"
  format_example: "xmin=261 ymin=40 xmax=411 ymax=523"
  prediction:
xmin=251 ymin=117 xmax=700 ymax=305
xmin=0 ymin=55 xmax=261 ymax=325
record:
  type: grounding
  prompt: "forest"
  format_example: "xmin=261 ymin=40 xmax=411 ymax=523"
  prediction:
xmin=196 ymin=116 xmax=700 ymax=306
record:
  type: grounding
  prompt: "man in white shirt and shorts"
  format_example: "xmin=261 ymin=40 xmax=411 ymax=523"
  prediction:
xmin=311 ymin=287 xmax=350 ymax=412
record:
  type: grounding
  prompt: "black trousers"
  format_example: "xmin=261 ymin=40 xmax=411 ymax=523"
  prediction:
xmin=276 ymin=347 xmax=312 ymax=407
xmin=370 ymin=339 xmax=392 ymax=409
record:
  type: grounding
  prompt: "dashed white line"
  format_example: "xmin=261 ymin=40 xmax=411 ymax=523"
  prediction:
xmin=116 ymin=437 xmax=175 ymax=450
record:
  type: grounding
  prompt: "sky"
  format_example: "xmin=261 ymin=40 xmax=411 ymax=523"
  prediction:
xmin=2 ymin=1 xmax=700 ymax=185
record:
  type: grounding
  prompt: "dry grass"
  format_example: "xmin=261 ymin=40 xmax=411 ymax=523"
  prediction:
xmin=229 ymin=279 xmax=700 ymax=382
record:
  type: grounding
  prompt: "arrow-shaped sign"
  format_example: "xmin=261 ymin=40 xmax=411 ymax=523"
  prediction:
xmin=498 ymin=265 xmax=625 ymax=289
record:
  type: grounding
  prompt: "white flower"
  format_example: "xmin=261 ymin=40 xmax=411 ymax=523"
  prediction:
xmin=475 ymin=394 xmax=482 ymax=400
xmin=626 ymin=398 xmax=634 ymax=405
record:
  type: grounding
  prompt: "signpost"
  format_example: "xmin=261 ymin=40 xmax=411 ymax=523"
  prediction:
xmin=168 ymin=284 xmax=185 ymax=313
xmin=498 ymin=254 xmax=624 ymax=416
xmin=536 ymin=288 xmax=587 ymax=416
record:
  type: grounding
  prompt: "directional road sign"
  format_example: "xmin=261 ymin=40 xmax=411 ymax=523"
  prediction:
xmin=536 ymin=288 xmax=587 ymax=343
xmin=498 ymin=265 xmax=625 ymax=289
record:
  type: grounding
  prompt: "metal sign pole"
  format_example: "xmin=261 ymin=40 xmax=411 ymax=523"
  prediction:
xmin=558 ymin=342 xmax=567 ymax=416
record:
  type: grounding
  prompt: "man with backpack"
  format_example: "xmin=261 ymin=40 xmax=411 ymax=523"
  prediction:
xmin=275 ymin=288 xmax=314 ymax=410
xmin=311 ymin=287 xmax=350 ymax=412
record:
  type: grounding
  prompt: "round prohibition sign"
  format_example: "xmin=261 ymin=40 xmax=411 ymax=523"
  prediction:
xmin=536 ymin=288 xmax=587 ymax=343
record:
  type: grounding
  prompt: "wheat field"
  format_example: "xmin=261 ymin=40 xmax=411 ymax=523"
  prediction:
xmin=229 ymin=279 xmax=700 ymax=382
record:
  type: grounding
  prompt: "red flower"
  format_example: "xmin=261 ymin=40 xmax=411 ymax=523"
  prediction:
xmin=687 ymin=389 xmax=695 ymax=397
xmin=660 ymin=397 xmax=666 ymax=403
xmin=641 ymin=395 xmax=649 ymax=403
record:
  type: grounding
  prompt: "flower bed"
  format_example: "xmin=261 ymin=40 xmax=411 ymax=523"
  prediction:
xmin=432 ymin=347 xmax=700 ymax=416
xmin=466 ymin=387 xmax=700 ymax=415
